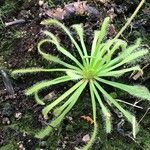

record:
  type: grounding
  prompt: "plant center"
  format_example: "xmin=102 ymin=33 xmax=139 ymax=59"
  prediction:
xmin=82 ymin=66 xmax=96 ymax=80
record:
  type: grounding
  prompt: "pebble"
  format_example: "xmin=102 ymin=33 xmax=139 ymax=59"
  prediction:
xmin=99 ymin=0 xmax=110 ymax=4
xmin=18 ymin=143 xmax=26 ymax=150
xmin=39 ymin=0 xmax=44 ymax=6
xmin=82 ymin=134 xmax=90 ymax=143
xmin=62 ymin=141 xmax=67 ymax=148
xmin=2 ymin=117 xmax=10 ymax=125
xmin=15 ymin=112 xmax=22 ymax=120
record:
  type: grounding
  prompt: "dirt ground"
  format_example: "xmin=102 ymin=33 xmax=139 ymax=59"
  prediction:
xmin=0 ymin=0 xmax=150 ymax=149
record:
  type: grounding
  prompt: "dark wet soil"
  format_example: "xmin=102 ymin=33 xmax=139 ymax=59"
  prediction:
xmin=0 ymin=0 xmax=150 ymax=149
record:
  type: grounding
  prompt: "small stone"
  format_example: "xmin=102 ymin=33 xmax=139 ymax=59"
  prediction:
xmin=62 ymin=141 xmax=67 ymax=148
xmin=68 ymin=116 xmax=73 ymax=121
xmin=23 ymin=133 xmax=27 ymax=137
xmin=82 ymin=134 xmax=90 ymax=143
xmin=15 ymin=112 xmax=22 ymax=120
xmin=99 ymin=0 xmax=110 ymax=4
xmin=2 ymin=117 xmax=10 ymax=125
xmin=44 ymin=91 xmax=56 ymax=101
xmin=19 ymin=143 xmax=25 ymax=150
xmin=39 ymin=141 xmax=47 ymax=148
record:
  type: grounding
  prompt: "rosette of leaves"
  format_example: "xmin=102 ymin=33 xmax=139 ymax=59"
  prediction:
xmin=12 ymin=17 xmax=150 ymax=150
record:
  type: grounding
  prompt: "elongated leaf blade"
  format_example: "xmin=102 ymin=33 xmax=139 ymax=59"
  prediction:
xmin=75 ymin=82 xmax=98 ymax=150
xmin=41 ymin=19 xmax=85 ymax=64
xmin=66 ymin=70 xmax=82 ymax=80
xmin=99 ymin=66 xmax=142 ymax=77
xmin=35 ymin=81 xmax=87 ymax=139
xmin=90 ymin=30 xmax=101 ymax=58
xmin=72 ymin=24 xmax=89 ymax=65
xmin=34 ymin=92 xmax=45 ymax=105
xmin=42 ymin=80 xmax=85 ymax=118
xmin=97 ymin=17 xmax=110 ymax=44
xmin=26 ymin=76 xmax=71 ymax=95
xmin=102 ymin=39 xmax=143 ymax=70
xmin=132 ymin=116 xmax=139 ymax=138
xmin=94 ymin=81 xmax=138 ymax=137
xmin=120 ymin=38 xmax=141 ymax=58
xmin=38 ymin=39 xmax=80 ymax=70
xmin=42 ymin=30 xmax=84 ymax=69
xmin=98 ymin=78 xmax=150 ymax=101
xmin=103 ymin=49 xmax=148 ymax=73
xmin=91 ymin=81 xmax=112 ymax=133
xmin=11 ymin=68 xmax=78 ymax=77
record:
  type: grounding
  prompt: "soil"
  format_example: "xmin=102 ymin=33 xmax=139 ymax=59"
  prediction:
xmin=0 ymin=0 xmax=150 ymax=150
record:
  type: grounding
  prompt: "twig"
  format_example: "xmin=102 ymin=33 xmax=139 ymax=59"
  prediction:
xmin=116 ymin=99 xmax=143 ymax=109
xmin=0 ymin=69 xmax=15 ymax=96
xmin=5 ymin=19 xmax=26 ymax=27
xmin=114 ymin=0 xmax=145 ymax=39
xmin=138 ymin=107 xmax=150 ymax=124
xmin=130 ymin=63 xmax=150 ymax=80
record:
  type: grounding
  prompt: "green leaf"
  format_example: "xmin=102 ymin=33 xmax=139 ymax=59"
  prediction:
xmin=42 ymin=80 xmax=85 ymax=118
xmin=38 ymin=39 xmax=81 ymax=71
xmin=11 ymin=68 xmax=53 ymax=75
xmin=43 ymin=30 xmax=84 ymax=69
xmin=90 ymin=43 xmax=105 ymax=67
xmin=79 ymin=123 xmax=98 ymax=150
xmin=90 ymin=31 xmax=101 ymax=61
xmin=34 ymin=92 xmax=45 ymax=105
xmin=132 ymin=116 xmax=139 ymax=138
xmin=98 ymin=78 xmax=150 ymax=101
xmin=94 ymin=81 xmax=132 ymax=123
xmin=91 ymin=81 xmax=112 ymax=133
xmin=94 ymin=81 xmax=138 ymax=137
xmin=42 ymin=30 xmax=59 ymax=43
xmin=97 ymin=17 xmax=110 ymax=44
xmin=102 ymin=49 xmax=148 ymax=73
xmin=35 ymin=80 xmax=87 ymax=139
xmin=54 ymin=80 xmax=88 ymax=117
xmin=120 ymin=38 xmax=141 ymax=58
xmin=90 ymin=17 xmax=110 ymax=66
xmin=98 ymin=66 xmax=142 ymax=77
xmin=93 ymin=39 xmax=117 ymax=69
xmin=72 ymin=24 xmax=89 ymax=65
xmin=110 ymin=39 xmax=127 ymax=56
xmin=78 ymin=82 xmax=98 ymax=150
xmin=66 ymin=70 xmax=82 ymax=80
xmin=11 ymin=68 xmax=79 ymax=77
xmin=25 ymin=76 xmax=71 ymax=95
xmin=121 ymin=49 xmax=148 ymax=64
xmin=103 ymin=39 xmax=142 ymax=69
xmin=41 ymin=19 xmax=85 ymax=64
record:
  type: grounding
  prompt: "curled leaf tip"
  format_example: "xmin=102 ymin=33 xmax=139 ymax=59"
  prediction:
xmin=40 ymin=19 xmax=50 ymax=25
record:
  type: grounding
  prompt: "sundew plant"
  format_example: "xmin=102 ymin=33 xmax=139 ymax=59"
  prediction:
xmin=12 ymin=17 xmax=150 ymax=149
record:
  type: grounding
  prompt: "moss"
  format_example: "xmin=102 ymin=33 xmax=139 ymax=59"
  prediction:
xmin=0 ymin=0 xmax=150 ymax=149
xmin=0 ymin=0 xmax=16 ymax=17
xmin=0 ymin=143 xmax=15 ymax=150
